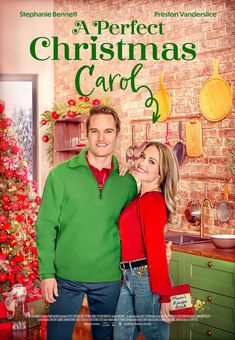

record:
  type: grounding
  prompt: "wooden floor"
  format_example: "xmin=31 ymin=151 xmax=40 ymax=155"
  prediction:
xmin=0 ymin=306 xmax=143 ymax=339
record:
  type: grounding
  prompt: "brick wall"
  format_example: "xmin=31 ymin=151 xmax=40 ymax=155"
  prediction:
xmin=54 ymin=0 xmax=235 ymax=235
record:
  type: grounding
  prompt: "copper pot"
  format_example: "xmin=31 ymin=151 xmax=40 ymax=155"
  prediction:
xmin=184 ymin=199 xmax=201 ymax=225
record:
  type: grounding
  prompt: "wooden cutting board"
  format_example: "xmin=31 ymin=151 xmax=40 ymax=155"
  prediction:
xmin=185 ymin=119 xmax=202 ymax=157
xmin=199 ymin=59 xmax=232 ymax=121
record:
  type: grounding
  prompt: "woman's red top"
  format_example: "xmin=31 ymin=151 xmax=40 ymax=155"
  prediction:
xmin=118 ymin=191 xmax=172 ymax=302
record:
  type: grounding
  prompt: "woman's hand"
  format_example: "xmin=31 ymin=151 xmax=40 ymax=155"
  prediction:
xmin=118 ymin=161 xmax=131 ymax=176
xmin=166 ymin=241 xmax=172 ymax=264
xmin=160 ymin=302 xmax=172 ymax=324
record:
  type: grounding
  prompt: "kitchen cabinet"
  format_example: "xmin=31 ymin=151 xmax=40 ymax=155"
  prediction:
xmin=183 ymin=322 xmax=234 ymax=340
xmin=169 ymin=251 xmax=235 ymax=340
xmin=53 ymin=115 xmax=86 ymax=165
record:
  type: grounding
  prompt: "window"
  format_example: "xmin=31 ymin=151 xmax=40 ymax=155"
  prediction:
xmin=0 ymin=74 xmax=38 ymax=180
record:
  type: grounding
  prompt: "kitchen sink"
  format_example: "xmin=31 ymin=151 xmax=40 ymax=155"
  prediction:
xmin=165 ymin=234 xmax=211 ymax=245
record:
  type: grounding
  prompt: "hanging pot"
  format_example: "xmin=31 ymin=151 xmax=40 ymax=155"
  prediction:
xmin=139 ymin=123 xmax=151 ymax=152
xmin=216 ymin=183 xmax=233 ymax=222
xmin=173 ymin=121 xmax=186 ymax=166
xmin=184 ymin=182 xmax=201 ymax=225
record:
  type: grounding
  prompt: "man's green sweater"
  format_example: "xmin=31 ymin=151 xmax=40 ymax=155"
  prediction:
xmin=36 ymin=148 xmax=137 ymax=281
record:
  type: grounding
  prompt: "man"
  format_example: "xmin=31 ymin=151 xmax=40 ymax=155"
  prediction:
xmin=36 ymin=105 xmax=171 ymax=340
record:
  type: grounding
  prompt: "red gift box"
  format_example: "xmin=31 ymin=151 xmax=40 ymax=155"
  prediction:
xmin=170 ymin=284 xmax=195 ymax=320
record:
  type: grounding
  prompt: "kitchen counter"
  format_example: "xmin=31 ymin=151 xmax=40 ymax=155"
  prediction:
xmin=166 ymin=231 xmax=235 ymax=263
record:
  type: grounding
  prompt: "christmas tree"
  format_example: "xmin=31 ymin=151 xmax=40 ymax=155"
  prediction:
xmin=0 ymin=100 xmax=41 ymax=301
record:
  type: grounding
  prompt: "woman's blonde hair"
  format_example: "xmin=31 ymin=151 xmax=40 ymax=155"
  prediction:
xmin=142 ymin=142 xmax=179 ymax=226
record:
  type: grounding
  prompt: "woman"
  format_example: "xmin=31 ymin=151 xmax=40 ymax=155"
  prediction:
xmin=114 ymin=141 xmax=179 ymax=340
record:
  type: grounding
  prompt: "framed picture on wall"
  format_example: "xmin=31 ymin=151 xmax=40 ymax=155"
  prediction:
xmin=0 ymin=73 xmax=38 ymax=181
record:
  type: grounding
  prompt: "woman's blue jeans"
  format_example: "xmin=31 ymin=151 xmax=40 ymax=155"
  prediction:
xmin=114 ymin=266 xmax=169 ymax=340
xmin=47 ymin=277 xmax=120 ymax=340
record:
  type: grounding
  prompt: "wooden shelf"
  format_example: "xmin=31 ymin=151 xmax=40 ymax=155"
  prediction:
xmin=55 ymin=147 xmax=85 ymax=152
xmin=56 ymin=115 xmax=87 ymax=123
xmin=53 ymin=117 xmax=86 ymax=165
xmin=180 ymin=174 xmax=234 ymax=183
xmin=130 ymin=114 xmax=202 ymax=124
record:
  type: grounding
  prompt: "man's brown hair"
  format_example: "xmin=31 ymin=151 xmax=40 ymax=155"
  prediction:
xmin=86 ymin=105 xmax=121 ymax=135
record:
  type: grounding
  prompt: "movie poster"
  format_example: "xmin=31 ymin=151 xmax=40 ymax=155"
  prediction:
xmin=0 ymin=0 xmax=234 ymax=338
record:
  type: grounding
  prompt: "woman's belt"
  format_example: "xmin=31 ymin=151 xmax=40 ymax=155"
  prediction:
xmin=120 ymin=258 xmax=147 ymax=270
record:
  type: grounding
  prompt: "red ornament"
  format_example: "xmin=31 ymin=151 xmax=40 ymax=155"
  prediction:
xmin=42 ymin=135 xmax=49 ymax=143
xmin=0 ymin=232 xmax=8 ymax=243
xmin=9 ymin=238 xmax=17 ymax=247
xmin=21 ymin=200 xmax=30 ymax=209
xmin=32 ymin=260 xmax=38 ymax=267
xmin=18 ymin=194 xmax=26 ymax=201
xmin=30 ymin=247 xmax=37 ymax=256
xmin=0 ymin=272 xmax=7 ymax=282
xmin=79 ymin=96 xmax=84 ymax=101
xmin=41 ymin=119 xmax=47 ymax=125
xmin=2 ymin=203 xmax=10 ymax=211
xmin=15 ymin=170 xmax=25 ymax=179
xmin=84 ymin=97 xmax=89 ymax=102
xmin=30 ymin=231 xmax=36 ymax=239
xmin=35 ymin=196 xmax=41 ymax=205
xmin=2 ymin=195 xmax=10 ymax=203
xmin=7 ymin=273 xmax=15 ymax=284
xmin=29 ymin=273 xmax=37 ymax=281
xmin=14 ymin=253 xmax=24 ymax=262
xmin=22 ymin=276 xmax=30 ymax=285
xmin=0 ymin=100 xmax=5 ymax=114
xmin=0 ymin=140 xmax=9 ymax=150
xmin=15 ymin=214 xmax=25 ymax=223
xmin=16 ymin=273 xmax=24 ymax=283
xmin=5 ymin=118 xmax=12 ymax=126
xmin=68 ymin=99 xmax=76 ymax=106
xmin=4 ymin=169 xmax=14 ymax=179
xmin=0 ymin=120 xmax=8 ymax=130
xmin=92 ymin=99 xmax=101 ymax=106
xmin=0 ymin=252 xmax=7 ymax=260
xmin=27 ymin=216 xmax=34 ymax=225
xmin=12 ymin=145 xmax=19 ymax=154
xmin=21 ymin=179 xmax=29 ymax=185
xmin=24 ymin=240 xmax=31 ymax=248
xmin=10 ymin=201 xmax=21 ymax=210
xmin=51 ymin=111 xmax=59 ymax=120
xmin=9 ymin=259 xmax=16 ymax=266
xmin=67 ymin=110 xmax=76 ymax=118
xmin=0 ymin=213 xmax=7 ymax=224
xmin=1 ymin=223 xmax=11 ymax=230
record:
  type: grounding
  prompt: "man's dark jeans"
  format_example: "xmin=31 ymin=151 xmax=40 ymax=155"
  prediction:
xmin=47 ymin=277 xmax=120 ymax=340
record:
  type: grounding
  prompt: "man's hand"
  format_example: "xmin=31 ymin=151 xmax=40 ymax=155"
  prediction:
xmin=41 ymin=278 xmax=58 ymax=303
xmin=166 ymin=241 xmax=172 ymax=264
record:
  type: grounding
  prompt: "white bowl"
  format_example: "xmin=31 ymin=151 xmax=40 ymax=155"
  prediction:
xmin=210 ymin=234 xmax=235 ymax=249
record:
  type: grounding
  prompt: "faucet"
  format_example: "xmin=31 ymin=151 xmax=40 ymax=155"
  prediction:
xmin=200 ymin=198 xmax=213 ymax=237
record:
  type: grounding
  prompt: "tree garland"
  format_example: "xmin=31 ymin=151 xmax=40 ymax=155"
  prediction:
xmin=40 ymin=96 xmax=102 ymax=165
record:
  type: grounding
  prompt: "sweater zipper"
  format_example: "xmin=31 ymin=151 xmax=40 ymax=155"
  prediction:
xmin=100 ymin=170 xmax=117 ymax=199
xmin=82 ymin=166 xmax=117 ymax=200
